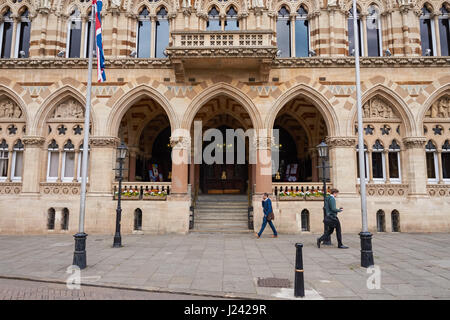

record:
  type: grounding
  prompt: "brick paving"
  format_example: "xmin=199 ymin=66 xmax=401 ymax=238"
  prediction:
xmin=0 ymin=233 xmax=449 ymax=300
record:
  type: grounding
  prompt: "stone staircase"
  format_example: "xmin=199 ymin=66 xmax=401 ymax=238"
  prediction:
xmin=192 ymin=194 xmax=252 ymax=233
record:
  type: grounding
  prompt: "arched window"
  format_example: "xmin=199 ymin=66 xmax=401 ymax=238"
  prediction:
xmin=155 ymin=7 xmax=169 ymax=58
xmin=348 ymin=7 xmax=363 ymax=56
xmin=420 ymin=6 xmax=436 ymax=56
xmin=295 ymin=5 xmax=309 ymax=57
xmin=0 ymin=139 xmax=8 ymax=181
xmin=391 ymin=210 xmax=400 ymax=232
xmin=376 ymin=210 xmax=386 ymax=232
xmin=67 ymin=8 xmax=82 ymax=58
xmin=277 ymin=6 xmax=291 ymax=58
xmin=62 ymin=140 xmax=75 ymax=182
xmin=137 ymin=8 xmax=151 ymax=58
xmin=11 ymin=139 xmax=24 ymax=181
xmin=388 ymin=140 xmax=401 ymax=182
xmin=47 ymin=140 xmax=59 ymax=182
xmin=439 ymin=5 xmax=450 ymax=56
xmin=134 ymin=208 xmax=143 ymax=231
xmin=425 ymin=140 xmax=438 ymax=182
xmin=225 ymin=6 xmax=239 ymax=31
xmin=0 ymin=9 xmax=13 ymax=58
xmin=61 ymin=208 xmax=69 ymax=230
xmin=301 ymin=209 xmax=310 ymax=231
xmin=372 ymin=140 xmax=385 ymax=182
xmin=47 ymin=208 xmax=56 ymax=230
xmin=356 ymin=143 xmax=369 ymax=182
xmin=77 ymin=143 xmax=90 ymax=182
xmin=207 ymin=7 xmax=221 ymax=31
xmin=16 ymin=8 xmax=31 ymax=58
xmin=366 ymin=5 xmax=382 ymax=57
xmin=442 ymin=140 xmax=450 ymax=181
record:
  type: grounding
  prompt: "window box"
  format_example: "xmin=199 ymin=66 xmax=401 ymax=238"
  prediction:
xmin=143 ymin=190 xmax=167 ymax=200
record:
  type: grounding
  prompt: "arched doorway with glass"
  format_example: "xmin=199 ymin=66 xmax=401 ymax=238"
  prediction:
xmin=190 ymin=95 xmax=254 ymax=195
xmin=118 ymin=96 xmax=172 ymax=184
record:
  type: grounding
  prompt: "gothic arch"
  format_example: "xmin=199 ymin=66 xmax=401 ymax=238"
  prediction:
xmin=419 ymin=84 xmax=450 ymax=124
xmin=33 ymin=85 xmax=97 ymax=137
xmin=107 ymin=84 xmax=179 ymax=137
xmin=266 ymin=84 xmax=340 ymax=137
xmin=0 ymin=84 xmax=29 ymax=126
xmin=349 ymin=85 xmax=416 ymax=137
xmin=181 ymin=82 xmax=263 ymax=131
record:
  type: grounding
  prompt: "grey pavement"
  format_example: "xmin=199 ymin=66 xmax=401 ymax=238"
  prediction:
xmin=0 ymin=232 xmax=450 ymax=300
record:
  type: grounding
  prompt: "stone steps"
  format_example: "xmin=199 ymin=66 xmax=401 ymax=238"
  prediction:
xmin=193 ymin=194 xmax=250 ymax=233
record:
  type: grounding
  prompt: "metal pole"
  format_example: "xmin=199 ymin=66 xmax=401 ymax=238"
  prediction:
xmin=73 ymin=3 xmax=95 ymax=269
xmin=294 ymin=243 xmax=305 ymax=297
xmin=322 ymin=158 xmax=331 ymax=245
xmin=113 ymin=158 xmax=123 ymax=247
xmin=353 ymin=0 xmax=374 ymax=268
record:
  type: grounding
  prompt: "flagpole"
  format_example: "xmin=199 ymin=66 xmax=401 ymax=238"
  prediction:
xmin=353 ymin=0 xmax=374 ymax=268
xmin=73 ymin=2 xmax=95 ymax=270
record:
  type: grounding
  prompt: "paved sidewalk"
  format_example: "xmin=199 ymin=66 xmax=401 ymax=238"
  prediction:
xmin=0 ymin=233 xmax=449 ymax=300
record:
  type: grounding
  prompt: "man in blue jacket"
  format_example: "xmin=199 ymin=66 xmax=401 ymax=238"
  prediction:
xmin=317 ymin=189 xmax=348 ymax=249
xmin=256 ymin=193 xmax=277 ymax=238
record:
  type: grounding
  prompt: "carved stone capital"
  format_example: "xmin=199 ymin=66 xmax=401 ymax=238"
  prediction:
xmin=22 ymin=136 xmax=45 ymax=147
xmin=253 ymin=136 xmax=274 ymax=149
xmin=170 ymin=136 xmax=191 ymax=150
xmin=402 ymin=137 xmax=427 ymax=149
xmin=326 ymin=137 xmax=357 ymax=148
xmin=89 ymin=136 xmax=120 ymax=148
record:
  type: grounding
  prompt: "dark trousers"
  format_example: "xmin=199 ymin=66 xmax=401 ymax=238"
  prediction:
xmin=258 ymin=216 xmax=277 ymax=237
xmin=319 ymin=218 xmax=343 ymax=246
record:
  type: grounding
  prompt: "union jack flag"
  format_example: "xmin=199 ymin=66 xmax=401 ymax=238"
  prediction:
xmin=93 ymin=0 xmax=106 ymax=82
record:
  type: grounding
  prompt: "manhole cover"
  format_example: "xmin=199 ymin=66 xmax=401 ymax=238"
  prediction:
xmin=257 ymin=278 xmax=291 ymax=288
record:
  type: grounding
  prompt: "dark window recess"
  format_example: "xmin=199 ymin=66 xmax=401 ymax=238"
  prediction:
xmin=372 ymin=152 xmax=384 ymax=179
xmin=426 ymin=152 xmax=436 ymax=179
xmin=47 ymin=208 xmax=56 ymax=230
xmin=391 ymin=210 xmax=400 ymax=232
xmin=388 ymin=152 xmax=400 ymax=179
xmin=376 ymin=210 xmax=386 ymax=232
xmin=301 ymin=209 xmax=310 ymax=232
xmin=134 ymin=208 xmax=142 ymax=231
xmin=61 ymin=208 xmax=69 ymax=230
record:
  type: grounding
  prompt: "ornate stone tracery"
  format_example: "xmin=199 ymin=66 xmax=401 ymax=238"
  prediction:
xmin=49 ymin=98 xmax=85 ymax=120
xmin=362 ymin=97 xmax=398 ymax=120
xmin=0 ymin=98 xmax=23 ymax=119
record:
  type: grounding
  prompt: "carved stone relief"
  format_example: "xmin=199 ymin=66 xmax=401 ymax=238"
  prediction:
xmin=0 ymin=98 xmax=23 ymax=119
xmin=362 ymin=97 xmax=396 ymax=119
xmin=425 ymin=96 xmax=450 ymax=119
xmin=50 ymin=99 xmax=84 ymax=120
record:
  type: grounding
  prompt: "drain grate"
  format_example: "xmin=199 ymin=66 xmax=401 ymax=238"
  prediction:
xmin=257 ymin=277 xmax=291 ymax=288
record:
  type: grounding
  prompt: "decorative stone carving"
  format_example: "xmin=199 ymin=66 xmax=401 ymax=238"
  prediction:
xmin=426 ymin=96 xmax=450 ymax=118
xmin=363 ymin=97 xmax=396 ymax=119
xmin=0 ymin=98 xmax=23 ymax=119
xmin=22 ymin=136 xmax=45 ymax=147
xmin=402 ymin=137 xmax=427 ymax=149
xmin=50 ymin=99 xmax=84 ymax=120
xmin=89 ymin=136 xmax=120 ymax=148
xmin=326 ymin=137 xmax=356 ymax=148
xmin=170 ymin=136 xmax=191 ymax=149
xmin=358 ymin=184 xmax=409 ymax=197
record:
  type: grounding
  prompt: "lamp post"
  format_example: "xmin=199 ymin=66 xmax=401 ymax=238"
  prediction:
xmin=113 ymin=141 xmax=128 ymax=248
xmin=316 ymin=141 xmax=332 ymax=246
xmin=353 ymin=0 xmax=374 ymax=267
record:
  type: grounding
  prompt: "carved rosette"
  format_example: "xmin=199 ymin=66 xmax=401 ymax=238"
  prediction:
xmin=22 ymin=136 xmax=45 ymax=147
xmin=402 ymin=137 xmax=427 ymax=149
xmin=40 ymin=182 xmax=83 ymax=195
xmin=0 ymin=182 xmax=22 ymax=194
xmin=326 ymin=137 xmax=357 ymax=148
xmin=427 ymin=185 xmax=450 ymax=197
xmin=89 ymin=136 xmax=120 ymax=148
xmin=170 ymin=136 xmax=191 ymax=150
xmin=358 ymin=184 xmax=409 ymax=197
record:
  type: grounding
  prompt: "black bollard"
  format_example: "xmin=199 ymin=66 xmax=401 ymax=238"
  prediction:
xmin=294 ymin=243 xmax=305 ymax=297
xmin=360 ymin=232 xmax=374 ymax=268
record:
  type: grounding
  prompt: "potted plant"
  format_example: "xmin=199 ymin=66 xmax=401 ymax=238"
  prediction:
xmin=115 ymin=188 xmax=140 ymax=200
xmin=305 ymin=189 xmax=328 ymax=201
xmin=143 ymin=189 xmax=167 ymax=200
xmin=279 ymin=190 xmax=305 ymax=200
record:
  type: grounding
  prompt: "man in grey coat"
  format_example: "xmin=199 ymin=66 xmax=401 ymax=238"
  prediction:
xmin=317 ymin=189 xmax=348 ymax=249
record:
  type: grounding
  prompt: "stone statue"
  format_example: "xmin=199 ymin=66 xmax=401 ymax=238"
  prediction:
xmin=252 ymin=0 xmax=264 ymax=8
xmin=0 ymin=98 xmax=22 ymax=119
xmin=51 ymin=99 xmax=84 ymax=119
xmin=428 ymin=97 xmax=449 ymax=118
xmin=362 ymin=98 xmax=395 ymax=119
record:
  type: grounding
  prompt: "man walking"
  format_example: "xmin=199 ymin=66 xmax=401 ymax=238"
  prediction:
xmin=256 ymin=193 xmax=277 ymax=238
xmin=317 ymin=189 xmax=348 ymax=249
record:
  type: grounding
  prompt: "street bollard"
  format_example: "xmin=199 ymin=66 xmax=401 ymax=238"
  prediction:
xmin=294 ymin=243 xmax=305 ymax=297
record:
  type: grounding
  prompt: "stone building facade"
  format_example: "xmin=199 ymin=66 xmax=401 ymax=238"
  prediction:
xmin=0 ymin=0 xmax=449 ymax=235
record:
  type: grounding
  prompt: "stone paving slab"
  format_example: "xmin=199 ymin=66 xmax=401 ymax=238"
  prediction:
xmin=0 ymin=233 xmax=450 ymax=300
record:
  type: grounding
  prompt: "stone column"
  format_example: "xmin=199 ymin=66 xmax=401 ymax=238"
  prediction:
xmin=128 ymin=146 xmax=139 ymax=182
xmin=309 ymin=148 xmax=318 ymax=182
xmin=150 ymin=15 xmax=157 ymax=58
xmin=290 ymin=13 xmax=296 ymax=57
xmin=21 ymin=136 xmax=45 ymax=193
xmin=10 ymin=14 xmax=19 ymax=58
xmin=111 ymin=8 xmax=120 ymax=56
xmin=170 ymin=135 xmax=190 ymax=194
xmin=80 ymin=14 xmax=88 ymax=58
xmin=326 ymin=137 xmax=358 ymax=195
xmin=384 ymin=149 xmax=390 ymax=183
xmin=88 ymin=136 xmax=119 ymax=194
xmin=38 ymin=7 xmax=50 ymax=56
xmin=73 ymin=149 xmax=80 ymax=182
xmin=361 ymin=14 xmax=368 ymax=56
xmin=254 ymin=136 xmax=272 ymax=194
xmin=403 ymin=137 xmax=428 ymax=196
xmin=434 ymin=14 xmax=441 ymax=56
xmin=437 ymin=149 xmax=444 ymax=184
xmin=367 ymin=150 xmax=374 ymax=183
